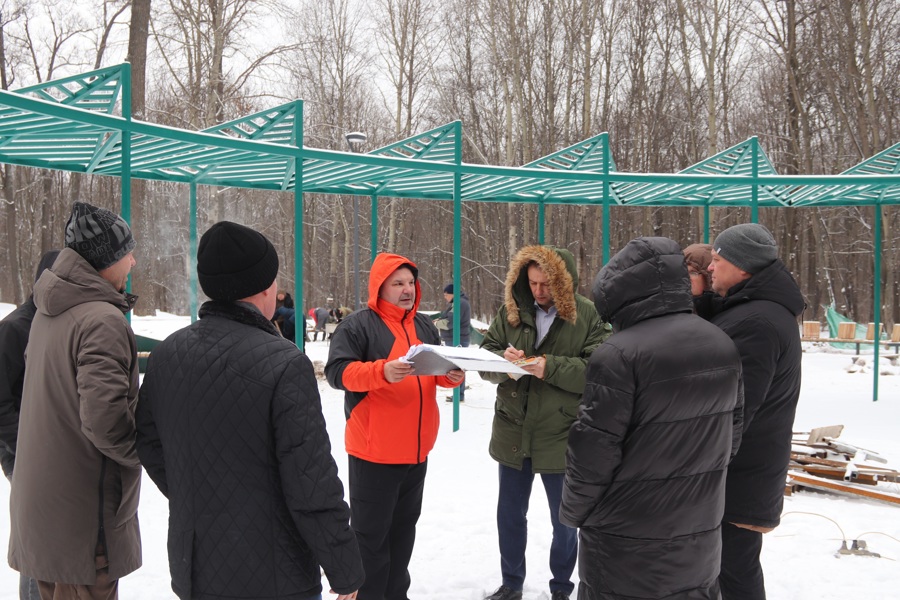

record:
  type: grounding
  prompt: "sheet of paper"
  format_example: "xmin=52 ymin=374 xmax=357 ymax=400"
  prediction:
xmin=400 ymin=344 xmax=529 ymax=376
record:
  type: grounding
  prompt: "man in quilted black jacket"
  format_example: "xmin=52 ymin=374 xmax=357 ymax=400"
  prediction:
xmin=136 ymin=221 xmax=363 ymax=600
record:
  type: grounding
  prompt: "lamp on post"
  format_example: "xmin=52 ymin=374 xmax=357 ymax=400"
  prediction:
xmin=344 ymin=131 xmax=367 ymax=312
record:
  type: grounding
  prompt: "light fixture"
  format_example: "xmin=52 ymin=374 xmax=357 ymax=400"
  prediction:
xmin=345 ymin=131 xmax=367 ymax=147
xmin=344 ymin=131 xmax=367 ymax=312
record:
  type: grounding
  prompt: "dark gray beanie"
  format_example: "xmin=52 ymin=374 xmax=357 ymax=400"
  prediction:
xmin=198 ymin=221 xmax=279 ymax=301
xmin=713 ymin=223 xmax=778 ymax=274
xmin=64 ymin=202 xmax=135 ymax=270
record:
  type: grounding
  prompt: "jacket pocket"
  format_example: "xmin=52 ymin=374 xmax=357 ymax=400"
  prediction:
xmin=114 ymin=465 xmax=142 ymax=527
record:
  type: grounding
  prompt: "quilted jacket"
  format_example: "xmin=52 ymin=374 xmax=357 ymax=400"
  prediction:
xmin=136 ymin=301 xmax=363 ymax=600
xmin=561 ymin=237 xmax=743 ymax=599
xmin=326 ymin=253 xmax=460 ymax=464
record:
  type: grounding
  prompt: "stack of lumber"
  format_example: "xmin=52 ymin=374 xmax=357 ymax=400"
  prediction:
xmin=786 ymin=425 xmax=900 ymax=506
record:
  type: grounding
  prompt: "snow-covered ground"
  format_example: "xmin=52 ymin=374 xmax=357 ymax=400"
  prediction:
xmin=0 ymin=306 xmax=898 ymax=600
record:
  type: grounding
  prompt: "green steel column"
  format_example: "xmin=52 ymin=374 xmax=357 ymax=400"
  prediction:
xmin=751 ymin=137 xmax=759 ymax=223
xmin=602 ymin=132 xmax=611 ymax=264
xmin=189 ymin=184 xmax=198 ymax=322
xmin=121 ymin=63 xmax=133 ymax=320
xmin=704 ymin=205 xmax=710 ymax=243
xmin=451 ymin=121 xmax=463 ymax=430
xmin=294 ymin=101 xmax=305 ymax=352
xmin=371 ymin=194 xmax=378 ymax=264
xmin=537 ymin=201 xmax=545 ymax=244
xmin=873 ymin=205 xmax=882 ymax=402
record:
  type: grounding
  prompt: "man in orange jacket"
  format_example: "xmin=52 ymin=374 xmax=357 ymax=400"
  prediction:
xmin=326 ymin=253 xmax=463 ymax=600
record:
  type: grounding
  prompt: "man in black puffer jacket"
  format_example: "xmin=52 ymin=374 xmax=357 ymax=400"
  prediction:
xmin=136 ymin=222 xmax=362 ymax=600
xmin=561 ymin=237 xmax=743 ymax=600
xmin=706 ymin=224 xmax=804 ymax=600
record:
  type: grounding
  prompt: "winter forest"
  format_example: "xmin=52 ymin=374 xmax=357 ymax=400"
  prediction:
xmin=0 ymin=0 xmax=898 ymax=325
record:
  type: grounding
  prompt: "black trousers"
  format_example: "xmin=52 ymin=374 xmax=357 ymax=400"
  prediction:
xmin=348 ymin=456 xmax=427 ymax=600
xmin=720 ymin=522 xmax=766 ymax=600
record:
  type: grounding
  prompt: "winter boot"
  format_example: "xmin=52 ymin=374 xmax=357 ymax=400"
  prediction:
xmin=484 ymin=586 xmax=522 ymax=600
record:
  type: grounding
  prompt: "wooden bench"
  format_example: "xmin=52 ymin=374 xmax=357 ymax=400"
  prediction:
xmin=800 ymin=321 xmax=900 ymax=353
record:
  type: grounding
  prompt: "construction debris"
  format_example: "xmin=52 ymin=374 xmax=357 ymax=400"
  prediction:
xmin=787 ymin=425 xmax=900 ymax=507
xmin=836 ymin=539 xmax=881 ymax=558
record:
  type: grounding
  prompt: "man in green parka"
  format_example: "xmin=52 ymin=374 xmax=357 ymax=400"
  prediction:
xmin=480 ymin=245 xmax=612 ymax=600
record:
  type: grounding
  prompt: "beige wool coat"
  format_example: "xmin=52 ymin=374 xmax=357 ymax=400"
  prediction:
xmin=8 ymin=248 xmax=141 ymax=584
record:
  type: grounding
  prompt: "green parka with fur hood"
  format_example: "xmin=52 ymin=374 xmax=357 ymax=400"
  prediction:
xmin=480 ymin=246 xmax=612 ymax=473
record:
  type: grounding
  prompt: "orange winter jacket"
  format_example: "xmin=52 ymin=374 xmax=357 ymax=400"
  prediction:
xmin=324 ymin=254 xmax=460 ymax=464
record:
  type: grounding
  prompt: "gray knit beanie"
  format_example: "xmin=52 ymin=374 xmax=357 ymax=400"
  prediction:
xmin=64 ymin=202 xmax=135 ymax=271
xmin=713 ymin=223 xmax=777 ymax=274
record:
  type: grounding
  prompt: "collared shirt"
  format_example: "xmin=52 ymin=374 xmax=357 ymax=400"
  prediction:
xmin=534 ymin=302 xmax=557 ymax=347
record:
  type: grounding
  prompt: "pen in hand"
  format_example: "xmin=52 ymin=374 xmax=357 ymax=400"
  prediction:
xmin=505 ymin=342 xmax=525 ymax=362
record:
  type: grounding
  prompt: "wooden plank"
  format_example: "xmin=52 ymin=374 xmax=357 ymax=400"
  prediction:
xmin=791 ymin=453 xmax=898 ymax=473
xmin=799 ymin=337 xmax=900 ymax=351
xmin=805 ymin=425 xmax=844 ymax=444
xmin=788 ymin=472 xmax=900 ymax=506
xmin=790 ymin=465 xmax=878 ymax=485
xmin=826 ymin=440 xmax=888 ymax=463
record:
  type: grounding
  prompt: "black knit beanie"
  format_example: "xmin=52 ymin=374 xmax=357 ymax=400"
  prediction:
xmin=443 ymin=283 xmax=454 ymax=294
xmin=64 ymin=202 xmax=135 ymax=270
xmin=713 ymin=223 xmax=778 ymax=274
xmin=197 ymin=221 xmax=279 ymax=301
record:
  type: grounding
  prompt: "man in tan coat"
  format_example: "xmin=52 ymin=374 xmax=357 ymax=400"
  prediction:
xmin=8 ymin=201 xmax=141 ymax=600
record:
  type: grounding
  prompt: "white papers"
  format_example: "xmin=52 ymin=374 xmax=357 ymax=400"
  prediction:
xmin=399 ymin=344 xmax=529 ymax=376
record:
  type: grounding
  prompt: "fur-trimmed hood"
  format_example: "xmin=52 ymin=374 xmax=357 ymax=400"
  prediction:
xmin=504 ymin=245 xmax=578 ymax=326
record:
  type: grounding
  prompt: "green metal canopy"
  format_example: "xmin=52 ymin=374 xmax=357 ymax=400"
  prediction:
xmin=0 ymin=63 xmax=895 ymax=407
xmin=2 ymin=64 xmax=900 ymax=206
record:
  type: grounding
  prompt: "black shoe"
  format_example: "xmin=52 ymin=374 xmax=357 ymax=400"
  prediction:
xmin=551 ymin=592 xmax=571 ymax=600
xmin=484 ymin=586 xmax=522 ymax=600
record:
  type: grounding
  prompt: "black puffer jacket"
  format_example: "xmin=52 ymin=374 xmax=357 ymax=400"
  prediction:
xmin=561 ymin=237 xmax=743 ymax=600
xmin=708 ymin=259 xmax=804 ymax=528
xmin=0 ymin=250 xmax=60 ymax=475
xmin=0 ymin=298 xmax=37 ymax=469
xmin=136 ymin=301 xmax=363 ymax=600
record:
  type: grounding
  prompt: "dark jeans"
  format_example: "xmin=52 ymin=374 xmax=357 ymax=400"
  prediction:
xmin=497 ymin=458 xmax=577 ymax=595
xmin=20 ymin=575 xmax=40 ymax=600
xmin=348 ymin=456 xmax=427 ymax=600
xmin=720 ymin=522 xmax=766 ymax=600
